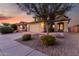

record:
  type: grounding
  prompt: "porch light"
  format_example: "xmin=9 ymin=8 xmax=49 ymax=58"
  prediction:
xmin=20 ymin=25 xmax=23 ymax=29
xmin=52 ymin=25 xmax=55 ymax=28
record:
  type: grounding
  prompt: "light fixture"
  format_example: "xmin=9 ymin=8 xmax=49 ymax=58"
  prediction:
xmin=52 ymin=24 xmax=55 ymax=28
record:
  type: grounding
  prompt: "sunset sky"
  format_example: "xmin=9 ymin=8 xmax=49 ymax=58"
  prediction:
xmin=0 ymin=3 xmax=34 ymax=23
xmin=0 ymin=3 xmax=79 ymax=26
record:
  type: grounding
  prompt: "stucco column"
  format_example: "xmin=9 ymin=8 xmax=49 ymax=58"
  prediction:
xmin=64 ymin=21 xmax=68 ymax=32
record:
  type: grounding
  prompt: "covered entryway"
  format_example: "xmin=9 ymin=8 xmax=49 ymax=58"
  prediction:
xmin=57 ymin=22 xmax=64 ymax=32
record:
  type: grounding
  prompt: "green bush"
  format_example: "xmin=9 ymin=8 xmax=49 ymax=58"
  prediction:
xmin=22 ymin=34 xmax=32 ymax=41
xmin=10 ymin=24 xmax=17 ymax=30
xmin=40 ymin=35 xmax=56 ymax=45
xmin=0 ymin=26 xmax=14 ymax=34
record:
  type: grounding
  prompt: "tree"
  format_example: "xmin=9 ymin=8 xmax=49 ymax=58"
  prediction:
xmin=10 ymin=24 xmax=17 ymax=31
xmin=17 ymin=3 xmax=73 ymax=35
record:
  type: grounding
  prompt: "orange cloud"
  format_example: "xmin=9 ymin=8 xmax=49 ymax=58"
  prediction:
xmin=0 ymin=15 xmax=34 ymax=23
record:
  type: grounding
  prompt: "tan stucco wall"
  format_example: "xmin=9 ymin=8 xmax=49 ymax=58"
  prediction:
xmin=64 ymin=21 xmax=68 ymax=32
xmin=54 ymin=22 xmax=59 ymax=32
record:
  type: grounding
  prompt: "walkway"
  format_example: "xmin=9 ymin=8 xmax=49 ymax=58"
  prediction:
xmin=0 ymin=32 xmax=46 ymax=56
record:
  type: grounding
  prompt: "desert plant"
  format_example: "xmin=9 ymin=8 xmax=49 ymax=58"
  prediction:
xmin=0 ymin=26 xmax=14 ymax=34
xmin=22 ymin=34 xmax=32 ymax=41
xmin=40 ymin=35 xmax=56 ymax=45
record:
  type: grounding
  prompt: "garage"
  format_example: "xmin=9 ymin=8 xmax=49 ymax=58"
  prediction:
xmin=27 ymin=22 xmax=44 ymax=33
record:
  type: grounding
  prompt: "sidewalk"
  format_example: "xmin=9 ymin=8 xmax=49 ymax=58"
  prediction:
xmin=0 ymin=32 xmax=46 ymax=56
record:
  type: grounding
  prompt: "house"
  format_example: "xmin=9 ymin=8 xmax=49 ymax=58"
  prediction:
xmin=26 ymin=15 xmax=69 ymax=33
xmin=16 ymin=21 xmax=27 ymax=32
xmin=16 ymin=15 xmax=69 ymax=33
xmin=68 ymin=25 xmax=79 ymax=32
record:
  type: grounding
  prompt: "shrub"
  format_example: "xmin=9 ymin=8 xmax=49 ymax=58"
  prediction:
xmin=10 ymin=24 xmax=17 ymax=30
xmin=22 ymin=34 xmax=31 ymax=41
xmin=40 ymin=35 xmax=56 ymax=45
xmin=0 ymin=26 xmax=14 ymax=34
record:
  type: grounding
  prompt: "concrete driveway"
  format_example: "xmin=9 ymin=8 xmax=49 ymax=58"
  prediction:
xmin=0 ymin=32 xmax=46 ymax=56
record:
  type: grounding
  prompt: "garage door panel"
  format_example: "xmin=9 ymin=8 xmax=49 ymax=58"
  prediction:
xmin=29 ymin=23 xmax=43 ymax=33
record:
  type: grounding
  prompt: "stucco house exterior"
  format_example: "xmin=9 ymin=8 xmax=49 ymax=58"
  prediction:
xmin=26 ymin=15 xmax=69 ymax=33
xmin=16 ymin=15 xmax=69 ymax=33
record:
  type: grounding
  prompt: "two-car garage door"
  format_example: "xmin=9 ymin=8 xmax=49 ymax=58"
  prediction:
xmin=27 ymin=23 xmax=44 ymax=33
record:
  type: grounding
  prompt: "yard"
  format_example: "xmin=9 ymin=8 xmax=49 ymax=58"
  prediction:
xmin=16 ymin=33 xmax=79 ymax=56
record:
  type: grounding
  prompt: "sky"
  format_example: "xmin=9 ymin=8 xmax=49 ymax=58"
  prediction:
xmin=66 ymin=4 xmax=79 ymax=26
xmin=0 ymin=3 xmax=79 ymax=26
xmin=0 ymin=3 xmax=34 ymax=23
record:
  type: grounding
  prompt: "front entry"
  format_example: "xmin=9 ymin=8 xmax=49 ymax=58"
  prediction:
xmin=57 ymin=22 xmax=64 ymax=32
xmin=44 ymin=22 xmax=64 ymax=32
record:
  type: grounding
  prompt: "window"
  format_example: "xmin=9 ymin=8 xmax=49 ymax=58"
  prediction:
xmin=57 ymin=22 xmax=64 ymax=32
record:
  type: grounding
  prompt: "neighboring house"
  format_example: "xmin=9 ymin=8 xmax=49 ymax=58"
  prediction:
xmin=27 ymin=15 xmax=69 ymax=33
xmin=68 ymin=25 xmax=79 ymax=32
xmin=16 ymin=21 xmax=27 ymax=32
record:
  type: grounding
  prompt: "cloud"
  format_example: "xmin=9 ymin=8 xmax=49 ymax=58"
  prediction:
xmin=1 ymin=3 xmax=79 ymax=25
xmin=66 ymin=4 xmax=79 ymax=26
xmin=0 ymin=3 xmax=26 ymax=17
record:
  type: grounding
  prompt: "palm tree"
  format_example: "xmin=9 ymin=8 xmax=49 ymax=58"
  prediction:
xmin=17 ymin=3 xmax=73 ymax=35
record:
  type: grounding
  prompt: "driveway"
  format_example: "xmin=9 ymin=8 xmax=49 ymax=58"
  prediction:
xmin=0 ymin=32 xmax=46 ymax=56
